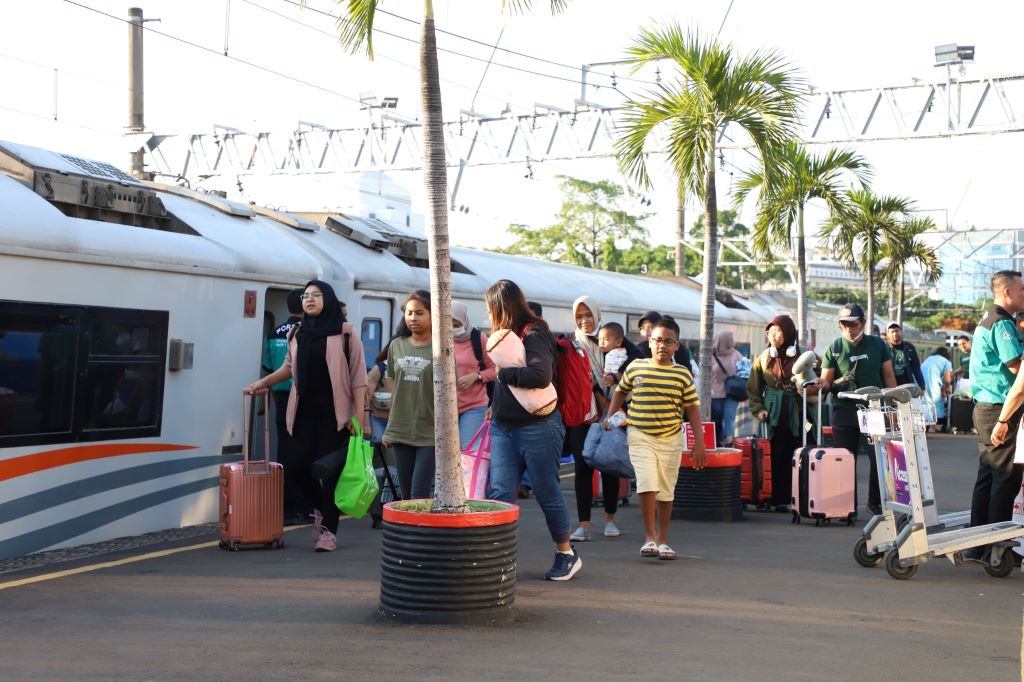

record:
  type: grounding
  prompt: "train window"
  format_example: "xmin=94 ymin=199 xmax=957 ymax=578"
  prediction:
xmin=0 ymin=301 xmax=167 ymax=447
xmin=361 ymin=318 xmax=383 ymax=371
xmin=0 ymin=308 xmax=79 ymax=439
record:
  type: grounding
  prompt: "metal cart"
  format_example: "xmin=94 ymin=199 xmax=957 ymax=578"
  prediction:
xmin=839 ymin=385 xmax=1020 ymax=580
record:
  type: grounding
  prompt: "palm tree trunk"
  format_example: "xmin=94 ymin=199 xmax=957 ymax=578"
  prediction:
xmin=676 ymin=180 xmax=685 ymax=277
xmin=796 ymin=202 xmax=808 ymax=346
xmin=897 ymin=265 xmax=905 ymax=326
xmin=420 ymin=6 xmax=466 ymax=513
xmin=698 ymin=157 xmax=718 ymax=422
xmin=866 ymin=240 xmax=875 ymax=335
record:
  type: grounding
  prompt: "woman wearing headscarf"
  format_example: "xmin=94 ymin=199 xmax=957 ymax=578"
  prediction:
xmin=451 ymin=301 xmax=497 ymax=449
xmin=710 ymin=331 xmax=744 ymax=447
xmin=567 ymin=295 xmax=621 ymax=542
xmin=246 ymin=279 xmax=367 ymax=552
xmin=746 ymin=314 xmax=816 ymax=511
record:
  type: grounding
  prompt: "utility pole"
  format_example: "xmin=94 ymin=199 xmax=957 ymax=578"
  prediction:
xmin=127 ymin=7 xmax=159 ymax=179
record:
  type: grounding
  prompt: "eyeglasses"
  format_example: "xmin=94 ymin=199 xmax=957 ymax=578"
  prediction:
xmin=300 ymin=292 xmax=323 ymax=300
xmin=650 ymin=337 xmax=679 ymax=346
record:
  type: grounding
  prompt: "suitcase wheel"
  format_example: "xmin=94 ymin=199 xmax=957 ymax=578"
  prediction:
xmin=275 ymin=539 xmax=285 ymax=549
xmin=792 ymin=513 xmax=800 ymax=524
xmin=621 ymin=497 xmax=629 ymax=507
xmin=218 ymin=540 xmax=228 ymax=550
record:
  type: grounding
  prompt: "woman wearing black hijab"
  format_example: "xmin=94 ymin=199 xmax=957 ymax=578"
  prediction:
xmin=247 ymin=280 xmax=368 ymax=552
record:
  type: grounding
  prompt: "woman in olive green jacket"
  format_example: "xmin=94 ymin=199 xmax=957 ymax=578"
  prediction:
xmin=746 ymin=314 xmax=819 ymax=510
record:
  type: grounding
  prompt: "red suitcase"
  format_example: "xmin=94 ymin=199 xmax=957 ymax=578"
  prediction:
xmin=734 ymin=436 xmax=772 ymax=506
xmin=218 ymin=394 xmax=285 ymax=551
xmin=592 ymin=470 xmax=632 ymax=506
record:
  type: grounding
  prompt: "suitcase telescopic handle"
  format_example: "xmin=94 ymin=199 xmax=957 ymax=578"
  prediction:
xmin=242 ymin=392 xmax=271 ymax=465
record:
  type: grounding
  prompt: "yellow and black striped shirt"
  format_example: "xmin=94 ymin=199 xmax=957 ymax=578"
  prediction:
xmin=617 ymin=359 xmax=699 ymax=438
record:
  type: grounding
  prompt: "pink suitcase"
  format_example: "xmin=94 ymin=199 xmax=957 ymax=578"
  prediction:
xmin=791 ymin=447 xmax=856 ymax=526
xmin=218 ymin=394 xmax=285 ymax=550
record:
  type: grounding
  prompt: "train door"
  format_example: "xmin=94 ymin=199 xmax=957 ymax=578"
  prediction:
xmin=360 ymin=296 xmax=393 ymax=371
xmin=259 ymin=288 xmax=296 ymax=462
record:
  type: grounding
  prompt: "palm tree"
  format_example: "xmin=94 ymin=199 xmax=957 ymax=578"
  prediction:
xmin=877 ymin=216 xmax=942 ymax=326
xmin=614 ymin=27 xmax=803 ymax=418
xmin=734 ymin=142 xmax=872 ymax=345
xmin=331 ymin=0 xmax=567 ymax=512
xmin=819 ymin=189 xmax=914 ymax=335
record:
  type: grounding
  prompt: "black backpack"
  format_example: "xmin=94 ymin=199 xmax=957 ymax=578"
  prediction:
xmin=470 ymin=328 xmax=494 ymax=404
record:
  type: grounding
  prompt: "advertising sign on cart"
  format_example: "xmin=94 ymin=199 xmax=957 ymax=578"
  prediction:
xmin=683 ymin=422 xmax=717 ymax=451
xmin=881 ymin=441 xmax=911 ymax=505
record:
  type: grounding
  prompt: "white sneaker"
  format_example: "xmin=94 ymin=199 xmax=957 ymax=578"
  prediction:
xmin=603 ymin=521 xmax=621 ymax=537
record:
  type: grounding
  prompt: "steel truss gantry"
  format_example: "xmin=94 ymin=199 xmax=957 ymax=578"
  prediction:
xmin=137 ymin=72 xmax=1024 ymax=186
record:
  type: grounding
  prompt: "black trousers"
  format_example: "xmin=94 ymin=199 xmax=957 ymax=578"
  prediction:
xmin=566 ymin=423 xmax=619 ymax=521
xmin=770 ymin=423 xmax=802 ymax=507
xmin=827 ymin=403 xmax=876 ymax=503
xmin=272 ymin=390 xmax=303 ymax=517
xmin=392 ymin=444 xmax=436 ymax=500
xmin=971 ymin=402 xmax=1024 ymax=527
xmin=290 ymin=401 xmax=347 ymax=534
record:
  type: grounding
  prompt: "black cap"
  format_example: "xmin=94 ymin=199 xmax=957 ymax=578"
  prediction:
xmin=838 ymin=303 xmax=865 ymax=322
xmin=639 ymin=311 xmax=662 ymax=328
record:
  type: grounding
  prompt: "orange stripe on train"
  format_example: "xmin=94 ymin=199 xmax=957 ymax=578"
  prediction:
xmin=0 ymin=444 xmax=198 ymax=482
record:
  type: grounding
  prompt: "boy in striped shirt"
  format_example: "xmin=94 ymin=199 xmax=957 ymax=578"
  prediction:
xmin=605 ymin=316 xmax=705 ymax=560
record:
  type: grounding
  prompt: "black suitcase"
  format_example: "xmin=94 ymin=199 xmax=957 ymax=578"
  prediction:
xmin=947 ymin=395 xmax=974 ymax=434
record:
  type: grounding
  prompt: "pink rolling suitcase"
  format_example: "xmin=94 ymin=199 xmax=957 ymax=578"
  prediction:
xmin=218 ymin=394 xmax=285 ymax=551
xmin=790 ymin=385 xmax=856 ymax=526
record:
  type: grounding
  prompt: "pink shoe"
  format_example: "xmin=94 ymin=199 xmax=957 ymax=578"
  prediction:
xmin=314 ymin=530 xmax=336 ymax=552
xmin=310 ymin=510 xmax=323 ymax=543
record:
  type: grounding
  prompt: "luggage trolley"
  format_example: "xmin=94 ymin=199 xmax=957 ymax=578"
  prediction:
xmin=841 ymin=385 xmax=1023 ymax=580
xmin=841 ymin=385 xmax=970 ymax=570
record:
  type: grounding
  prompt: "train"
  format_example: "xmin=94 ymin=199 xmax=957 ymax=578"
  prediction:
xmin=0 ymin=139 xmax=941 ymax=561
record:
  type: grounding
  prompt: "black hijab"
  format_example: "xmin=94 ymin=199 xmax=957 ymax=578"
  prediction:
xmin=295 ymin=279 xmax=344 ymax=396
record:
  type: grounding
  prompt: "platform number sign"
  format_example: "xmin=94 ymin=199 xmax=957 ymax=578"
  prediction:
xmin=244 ymin=290 xmax=257 ymax=318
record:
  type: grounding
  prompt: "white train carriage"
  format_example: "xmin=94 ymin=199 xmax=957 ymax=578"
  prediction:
xmin=0 ymin=139 xmax=797 ymax=560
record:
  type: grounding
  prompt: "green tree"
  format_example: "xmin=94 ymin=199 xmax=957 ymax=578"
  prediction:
xmin=498 ymin=176 xmax=648 ymax=268
xmin=819 ymin=189 xmax=914 ymax=337
xmin=331 ymin=0 xmax=567 ymax=512
xmin=734 ymin=142 xmax=872 ymax=343
xmin=877 ymin=216 xmax=942 ymax=326
xmin=688 ymin=209 xmax=789 ymax=288
xmin=614 ymin=27 xmax=803 ymax=418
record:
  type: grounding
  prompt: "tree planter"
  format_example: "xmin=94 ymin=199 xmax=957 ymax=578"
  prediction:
xmin=673 ymin=448 xmax=743 ymax=522
xmin=379 ymin=499 xmax=519 ymax=625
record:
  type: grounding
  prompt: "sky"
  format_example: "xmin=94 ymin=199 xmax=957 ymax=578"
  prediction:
xmin=3 ymin=0 xmax=1024 ymax=278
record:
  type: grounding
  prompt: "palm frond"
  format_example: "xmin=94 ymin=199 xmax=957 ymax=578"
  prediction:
xmin=333 ymin=0 xmax=378 ymax=56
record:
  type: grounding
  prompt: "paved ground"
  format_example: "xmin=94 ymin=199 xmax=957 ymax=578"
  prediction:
xmin=1 ymin=433 xmax=1022 ymax=681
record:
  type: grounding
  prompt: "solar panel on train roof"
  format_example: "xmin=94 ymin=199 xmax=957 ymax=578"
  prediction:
xmin=0 ymin=140 xmax=140 ymax=184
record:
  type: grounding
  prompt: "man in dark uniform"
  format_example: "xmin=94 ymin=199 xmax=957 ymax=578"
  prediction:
xmin=966 ymin=271 xmax=1024 ymax=556
xmin=262 ymin=288 xmax=304 ymax=523
xmin=885 ymin=322 xmax=925 ymax=388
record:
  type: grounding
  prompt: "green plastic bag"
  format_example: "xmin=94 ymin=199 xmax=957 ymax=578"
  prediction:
xmin=335 ymin=419 xmax=380 ymax=519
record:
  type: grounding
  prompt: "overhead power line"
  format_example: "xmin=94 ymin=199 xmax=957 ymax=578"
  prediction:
xmin=63 ymin=0 xmax=366 ymax=107
xmin=280 ymin=0 xmax=651 ymax=88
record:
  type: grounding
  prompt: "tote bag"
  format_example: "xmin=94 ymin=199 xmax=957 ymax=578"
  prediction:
xmin=335 ymin=419 xmax=380 ymax=519
xmin=460 ymin=421 xmax=491 ymax=499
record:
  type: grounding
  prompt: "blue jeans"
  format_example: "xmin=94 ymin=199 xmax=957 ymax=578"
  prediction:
xmin=487 ymin=412 xmax=570 ymax=544
xmin=458 ymin=406 xmax=488 ymax=451
xmin=712 ymin=398 xmax=740 ymax=442
xmin=370 ymin=416 xmax=388 ymax=444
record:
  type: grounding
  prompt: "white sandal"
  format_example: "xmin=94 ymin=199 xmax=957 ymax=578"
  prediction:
xmin=640 ymin=540 xmax=660 ymax=558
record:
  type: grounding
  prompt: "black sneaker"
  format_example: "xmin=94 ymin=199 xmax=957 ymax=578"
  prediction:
xmin=544 ymin=548 xmax=582 ymax=581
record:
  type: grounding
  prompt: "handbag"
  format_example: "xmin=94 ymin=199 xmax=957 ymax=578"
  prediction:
xmin=334 ymin=419 xmax=380 ymax=519
xmin=715 ymin=355 xmax=748 ymax=401
xmin=460 ymin=420 xmax=491 ymax=499
xmin=582 ymin=422 xmax=635 ymax=479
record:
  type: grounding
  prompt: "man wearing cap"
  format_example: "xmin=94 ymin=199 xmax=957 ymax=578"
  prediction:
xmin=885 ymin=323 xmax=925 ymax=388
xmin=818 ymin=303 xmax=897 ymax=516
xmin=968 ymin=271 xmax=1024 ymax=553
xmin=638 ymin=311 xmax=694 ymax=374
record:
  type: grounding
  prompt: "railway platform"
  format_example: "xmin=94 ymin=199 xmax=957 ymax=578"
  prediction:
xmin=0 ymin=434 xmax=1020 ymax=681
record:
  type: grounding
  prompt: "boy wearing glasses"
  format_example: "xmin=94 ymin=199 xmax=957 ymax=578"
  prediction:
xmin=605 ymin=316 xmax=705 ymax=561
xmin=818 ymin=303 xmax=896 ymax=515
